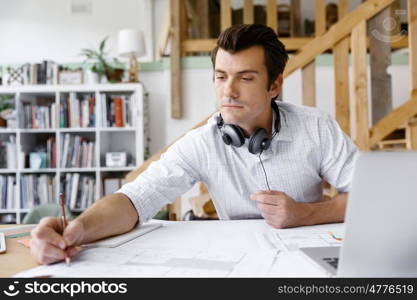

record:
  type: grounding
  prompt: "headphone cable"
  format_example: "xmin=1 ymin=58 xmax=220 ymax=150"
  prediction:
xmin=258 ymin=151 xmax=271 ymax=191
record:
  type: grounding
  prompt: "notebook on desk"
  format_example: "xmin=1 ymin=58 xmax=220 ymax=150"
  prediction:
xmin=82 ymin=223 xmax=162 ymax=248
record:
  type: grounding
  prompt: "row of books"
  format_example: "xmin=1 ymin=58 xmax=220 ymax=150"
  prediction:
xmin=20 ymin=174 xmax=57 ymax=209
xmin=61 ymin=173 xmax=95 ymax=210
xmin=60 ymin=134 xmax=95 ymax=168
xmin=60 ymin=93 xmax=95 ymax=128
xmin=20 ymin=103 xmax=58 ymax=129
xmin=0 ymin=176 xmax=17 ymax=209
xmin=20 ymin=61 xmax=59 ymax=85
xmin=0 ymin=136 xmax=17 ymax=169
xmin=100 ymin=94 xmax=134 ymax=127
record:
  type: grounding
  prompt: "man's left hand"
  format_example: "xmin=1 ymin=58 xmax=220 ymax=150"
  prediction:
xmin=250 ymin=190 xmax=313 ymax=229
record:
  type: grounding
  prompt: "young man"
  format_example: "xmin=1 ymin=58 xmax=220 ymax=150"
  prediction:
xmin=30 ymin=24 xmax=357 ymax=265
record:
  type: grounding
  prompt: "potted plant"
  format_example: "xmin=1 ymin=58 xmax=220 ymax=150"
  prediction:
xmin=79 ymin=37 xmax=125 ymax=83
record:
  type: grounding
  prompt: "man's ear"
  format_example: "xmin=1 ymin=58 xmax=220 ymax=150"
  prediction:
xmin=268 ymin=74 xmax=283 ymax=98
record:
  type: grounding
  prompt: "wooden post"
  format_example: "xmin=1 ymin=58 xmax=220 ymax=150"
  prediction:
xmin=168 ymin=197 xmax=182 ymax=221
xmin=333 ymin=0 xmax=350 ymax=135
xmin=351 ymin=21 xmax=370 ymax=150
xmin=408 ymin=0 xmax=417 ymax=149
xmin=390 ymin=0 xmax=401 ymax=37
xmin=409 ymin=0 xmax=417 ymax=93
xmin=302 ymin=0 xmax=325 ymax=108
xmin=196 ymin=0 xmax=210 ymax=38
xmin=170 ymin=0 xmax=182 ymax=119
xmin=267 ymin=0 xmax=278 ymax=33
xmin=369 ymin=8 xmax=393 ymax=125
xmin=243 ymin=0 xmax=254 ymax=24
xmin=302 ymin=64 xmax=316 ymax=107
xmin=315 ymin=0 xmax=326 ymax=35
xmin=410 ymin=118 xmax=417 ymax=150
xmin=220 ymin=0 xmax=232 ymax=31
xmin=290 ymin=0 xmax=302 ymax=37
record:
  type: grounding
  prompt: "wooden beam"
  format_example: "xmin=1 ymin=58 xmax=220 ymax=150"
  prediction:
xmin=243 ymin=0 xmax=254 ymax=24
xmin=157 ymin=4 xmax=171 ymax=59
xmin=301 ymin=0 xmax=326 ymax=108
xmin=220 ymin=0 xmax=232 ymax=31
xmin=410 ymin=118 xmax=417 ymax=150
xmin=180 ymin=1 xmax=188 ymax=56
xmin=170 ymin=0 xmax=182 ymax=119
xmin=408 ymin=0 xmax=417 ymax=150
xmin=333 ymin=0 xmax=350 ymax=135
xmin=338 ymin=0 xmax=349 ymax=18
xmin=390 ymin=0 xmax=401 ymax=37
xmin=369 ymin=90 xmax=417 ymax=147
xmin=182 ymin=37 xmax=316 ymax=52
xmin=284 ymin=0 xmax=396 ymax=78
xmin=369 ymin=8 xmax=392 ymax=125
xmin=181 ymin=36 xmax=407 ymax=54
xmin=333 ymin=38 xmax=350 ymax=135
xmin=409 ymin=0 xmax=417 ymax=92
xmin=267 ymin=0 xmax=277 ymax=33
xmin=196 ymin=0 xmax=210 ymax=38
xmin=168 ymin=197 xmax=182 ymax=220
xmin=290 ymin=0 xmax=301 ymax=37
xmin=315 ymin=0 xmax=326 ymax=36
xmin=351 ymin=20 xmax=370 ymax=150
xmin=302 ymin=62 xmax=316 ymax=107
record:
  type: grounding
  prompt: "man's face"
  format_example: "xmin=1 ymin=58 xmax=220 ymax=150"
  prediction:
xmin=214 ymin=46 xmax=280 ymax=129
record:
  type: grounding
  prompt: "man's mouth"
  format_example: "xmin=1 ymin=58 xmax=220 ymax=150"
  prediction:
xmin=222 ymin=104 xmax=244 ymax=108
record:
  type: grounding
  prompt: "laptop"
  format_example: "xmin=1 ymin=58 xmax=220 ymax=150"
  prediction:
xmin=300 ymin=151 xmax=417 ymax=277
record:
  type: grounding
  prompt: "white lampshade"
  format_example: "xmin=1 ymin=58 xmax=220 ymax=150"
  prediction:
xmin=118 ymin=29 xmax=146 ymax=57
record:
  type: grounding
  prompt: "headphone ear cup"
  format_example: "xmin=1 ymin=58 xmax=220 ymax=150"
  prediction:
xmin=222 ymin=124 xmax=245 ymax=147
xmin=248 ymin=128 xmax=269 ymax=154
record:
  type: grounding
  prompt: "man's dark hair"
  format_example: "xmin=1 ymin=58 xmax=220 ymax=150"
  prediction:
xmin=211 ymin=24 xmax=288 ymax=91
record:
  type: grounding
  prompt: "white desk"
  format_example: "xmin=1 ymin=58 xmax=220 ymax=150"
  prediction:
xmin=16 ymin=220 xmax=344 ymax=277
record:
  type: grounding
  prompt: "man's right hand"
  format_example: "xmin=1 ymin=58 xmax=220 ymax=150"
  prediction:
xmin=30 ymin=217 xmax=85 ymax=265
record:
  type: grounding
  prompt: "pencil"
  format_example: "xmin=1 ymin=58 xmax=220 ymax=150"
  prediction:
xmin=59 ymin=193 xmax=71 ymax=266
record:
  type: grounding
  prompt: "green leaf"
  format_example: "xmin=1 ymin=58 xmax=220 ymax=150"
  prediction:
xmin=99 ymin=36 xmax=108 ymax=52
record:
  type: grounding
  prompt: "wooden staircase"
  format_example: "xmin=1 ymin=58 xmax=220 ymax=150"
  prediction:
xmin=376 ymin=117 xmax=417 ymax=150
xmin=126 ymin=0 xmax=417 ymax=219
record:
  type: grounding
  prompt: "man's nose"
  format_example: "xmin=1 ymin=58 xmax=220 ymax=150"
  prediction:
xmin=224 ymin=79 xmax=239 ymax=99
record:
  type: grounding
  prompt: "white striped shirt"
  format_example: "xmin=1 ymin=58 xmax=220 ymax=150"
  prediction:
xmin=117 ymin=101 xmax=358 ymax=225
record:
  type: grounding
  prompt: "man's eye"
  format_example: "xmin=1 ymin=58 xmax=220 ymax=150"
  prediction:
xmin=242 ymin=77 xmax=253 ymax=81
xmin=215 ymin=76 xmax=225 ymax=80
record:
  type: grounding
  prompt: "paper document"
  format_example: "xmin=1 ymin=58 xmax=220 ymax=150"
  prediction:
xmin=16 ymin=247 xmax=247 ymax=278
xmin=271 ymin=224 xmax=344 ymax=251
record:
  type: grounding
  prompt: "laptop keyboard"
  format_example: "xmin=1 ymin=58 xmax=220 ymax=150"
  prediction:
xmin=323 ymin=257 xmax=339 ymax=269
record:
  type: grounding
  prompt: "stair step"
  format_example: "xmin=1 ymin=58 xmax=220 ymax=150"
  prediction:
xmin=378 ymin=139 xmax=407 ymax=146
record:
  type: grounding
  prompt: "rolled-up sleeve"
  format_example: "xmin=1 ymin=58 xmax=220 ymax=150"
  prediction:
xmin=319 ymin=115 xmax=358 ymax=193
xmin=116 ymin=136 xmax=202 ymax=225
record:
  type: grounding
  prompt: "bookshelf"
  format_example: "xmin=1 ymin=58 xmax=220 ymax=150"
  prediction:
xmin=0 ymin=83 xmax=146 ymax=224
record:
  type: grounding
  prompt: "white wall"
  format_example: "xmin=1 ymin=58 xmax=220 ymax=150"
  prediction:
xmin=0 ymin=0 xmax=154 ymax=63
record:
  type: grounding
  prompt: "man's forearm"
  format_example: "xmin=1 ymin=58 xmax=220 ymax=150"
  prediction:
xmin=304 ymin=192 xmax=348 ymax=226
xmin=76 ymin=193 xmax=139 ymax=244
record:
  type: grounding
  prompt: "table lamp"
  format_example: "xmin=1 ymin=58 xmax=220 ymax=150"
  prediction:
xmin=118 ymin=29 xmax=146 ymax=82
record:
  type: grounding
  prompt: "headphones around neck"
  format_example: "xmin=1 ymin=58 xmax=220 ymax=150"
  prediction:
xmin=216 ymin=101 xmax=281 ymax=155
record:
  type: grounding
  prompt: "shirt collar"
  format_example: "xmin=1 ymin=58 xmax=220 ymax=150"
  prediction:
xmin=273 ymin=102 xmax=293 ymax=142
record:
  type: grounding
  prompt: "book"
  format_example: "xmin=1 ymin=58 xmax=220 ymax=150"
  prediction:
xmin=69 ymin=173 xmax=80 ymax=209
xmin=114 ymin=97 xmax=123 ymax=127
